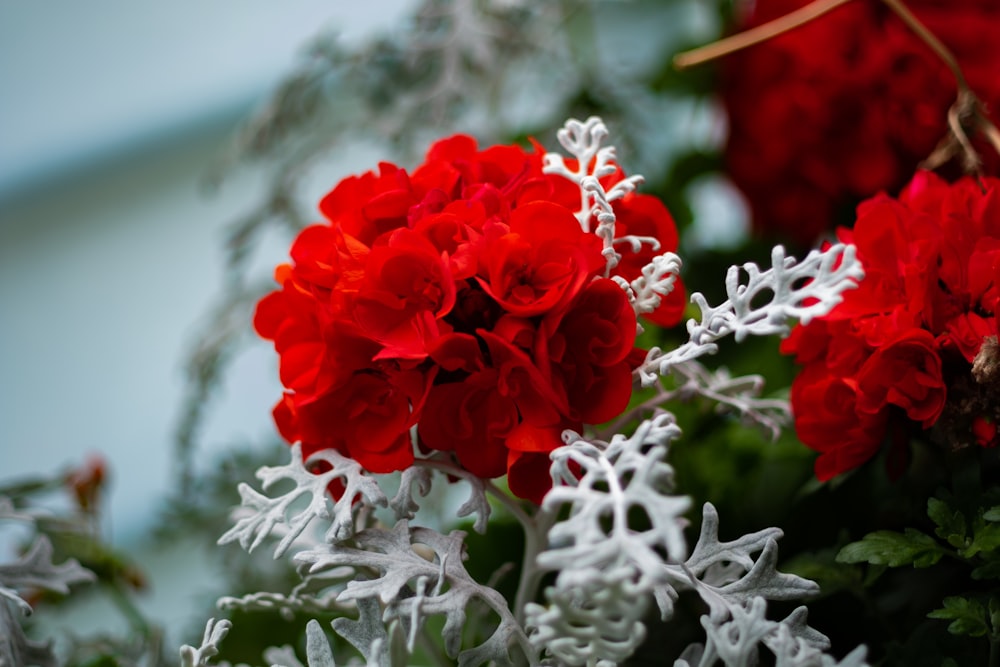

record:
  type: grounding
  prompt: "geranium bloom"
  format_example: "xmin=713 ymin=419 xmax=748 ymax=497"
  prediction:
xmin=255 ymin=134 xmax=685 ymax=502
xmin=721 ymin=0 xmax=1000 ymax=245
xmin=783 ymin=172 xmax=1000 ymax=479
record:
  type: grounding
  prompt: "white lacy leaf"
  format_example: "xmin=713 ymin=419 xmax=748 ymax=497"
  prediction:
xmin=639 ymin=243 xmax=864 ymax=386
xmin=544 ymin=414 xmax=690 ymax=578
xmin=666 ymin=360 xmax=790 ymax=440
xmin=0 ymin=496 xmax=48 ymax=523
xmin=666 ymin=505 xmax=866 ymax=667
xmin=629 ymin=252 xmax=682 ymax=319
xmin=528 ymin=415 xmax=689 ymax=665
xmin=0 ymin=533 xmax=94 ymax=667
xmin=0 ymin=535 xmax=95 ymax=617
xmin=0 ymin=536 xmax=94 ymax=596
xmin=218 ymin=443 xmax=388 ymax=558
xmin=674 ymin=599 xmax=870 ymax=667
xmin=179 ymin=618 xmax=232 ymax=667
xmin=667 ymin=503 xmax=820 ymax=620
xmin=0 ymin=600 xmax=56 ymax=667
xmin=525 ymin=565 xmax=649 ymax=667
xmin=388 ymin=466 xmax=433 ymax=523
xmin=302 ymin=619 xmax=338 ymax=667
xmin=298 ymin=521 xmax=534 ymax=666
xmin=543 ymin=116 xmax=644 ymax=274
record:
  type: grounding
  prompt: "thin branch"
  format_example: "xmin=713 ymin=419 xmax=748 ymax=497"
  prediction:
xmin=672 ymin=0 xmax=854 ymax=70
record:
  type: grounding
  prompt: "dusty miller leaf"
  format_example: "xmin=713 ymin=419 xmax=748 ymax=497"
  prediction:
xmin=0 ymin=534 xmax=94 ymax=667
xmin=525 ymin=564 xmax=649 ymax=667
xmin=388 ymin=466 xmax=432 ymax=523
xmin=0 ymin=600 xmax=56 ymax=667
xmin=668 ymin=504 xmax=821 ymax=623
xmin=639 ymin=243 xmax=864 ymax=385
xmin=527 ymin=415 xmax=688 ymax=665
xmin=179 ymin=618 xmax=232 ymax=667
xmin=218 ymin=443 xmax=387 ymax=558
xmin=299 ymin=521 xmax=533 ymax=666
xmin=0 ymin=535 xmax=95 ymax=617
xmin=543 ymin=414 xmax=690 ymax=580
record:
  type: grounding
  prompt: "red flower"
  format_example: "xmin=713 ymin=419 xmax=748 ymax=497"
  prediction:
xmin=256 ymin=132 xmax=683 ymax=502
xmin=353 ymin=228 xmax=456 ymax=359
xmin=972 ymin=416 xmax=997 ymax=448
xmin=477 ymin=201 xmax=604 ymax=317
xmin=785 ymin=172 xmax=1000 ymax=479
xmin=721 ymin=0 xmax=1000 ymax=245
xmin=855 ymin=330 xmax=945 ymax=427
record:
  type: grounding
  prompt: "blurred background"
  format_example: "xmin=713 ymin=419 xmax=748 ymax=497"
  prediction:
xmin=0 ymin=0 xmax=415 ymax=648
xmin=5 ymin=0 xmax=998 ymax=663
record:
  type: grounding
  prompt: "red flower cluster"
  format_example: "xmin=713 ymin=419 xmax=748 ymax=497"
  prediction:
xmin=254 ymin=135 xmax=685 ymax=502
xmin=783 ymin=172 xmax=1000 ymax=480
xmin=721 ymin=0 xmax=1000 ymax=245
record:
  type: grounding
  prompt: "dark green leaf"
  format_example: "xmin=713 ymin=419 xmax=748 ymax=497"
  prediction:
xmin=836 ymin=529 xmax=944 ymax=568
xmin=927 ymin=596 xmax=990 ymax=638
xmin=927 ymin=497 xmax=966 ymax=547
xmin=971 ymin=558 xmax=1000 ymax=580
xmin=964 ymin=521 xmax=1000 ymax=559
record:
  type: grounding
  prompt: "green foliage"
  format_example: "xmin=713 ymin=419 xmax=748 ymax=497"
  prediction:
xmin=836 ymin=529 xmax=945 ymax=568
xmin=926 ymin=596 xmax=995 ymax=638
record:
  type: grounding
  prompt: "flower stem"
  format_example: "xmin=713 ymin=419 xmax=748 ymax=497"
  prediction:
xmin=511 ymin=506 xmax=552 ymax=626
xmin=672 ymin=0 xmax=854 ymax=70
xmin=483 ymin=480 xmax=551 ymax=624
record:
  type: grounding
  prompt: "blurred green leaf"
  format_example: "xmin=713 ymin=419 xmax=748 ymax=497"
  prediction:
xmin=927 ymin=597 xmax=990 ymax=638
xmin=837 ymin=529 xmax=944 ymax=568
xmin=971 ymin=558 xmax=1000 ymax=580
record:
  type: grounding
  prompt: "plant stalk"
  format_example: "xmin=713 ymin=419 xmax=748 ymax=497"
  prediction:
xmin=673 ymin=0 xmax=854 ymax=70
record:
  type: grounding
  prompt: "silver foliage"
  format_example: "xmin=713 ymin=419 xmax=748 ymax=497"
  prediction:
xmin=527 ymin=426 xmax=851 ymax=667
xmin=179 ymin=618 xmax=232 ymax=667
xmin=543 ymin=414 xmax=690 ymax=581
xmin=0 ymin=535 xmax=95 ymax=615
xmin=675 ymin=598 xmax=870 ymax=667
xmin=543 ymin=116 xmax=648 ymax=274
xmin=526 ymin=415 xmax=690 ymax=665
xmin=639 ymin=243 xmax=864 ymax=386
xmin=0 ymin=534 xmax=95 ymax=667
xmin=667 ymin=360 xmax=791 ymax=440
xmin=218 ymin=443 xmax=388 ymax=557
xmin=297 ymin=521 xmax=535 ymax=666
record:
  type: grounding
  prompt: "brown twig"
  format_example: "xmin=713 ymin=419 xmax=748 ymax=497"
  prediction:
xmin=674 ymin=0 xmax=1000 ymax=168
xmin=673 ymin=0 xmax=854 ymax=70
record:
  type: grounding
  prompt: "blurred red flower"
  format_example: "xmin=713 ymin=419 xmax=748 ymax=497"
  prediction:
xmin=721 ymin=0 xmax=1000 ymax=245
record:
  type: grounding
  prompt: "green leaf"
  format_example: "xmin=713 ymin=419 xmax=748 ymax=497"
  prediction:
xmin=927 ymin=596 xmax=990 ymax=637
xmin=964 ymin=520 xmax=1000 ymax=559
xmin=983 ymin=506 xmax=1000 ymax=522
xmin=927 ymin=497 xmax=966 ymax=548
xmin=971 ymin=558 xmax=1000 ymax=580
xmin=836 ymin=529 xmax=944 ymax=568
